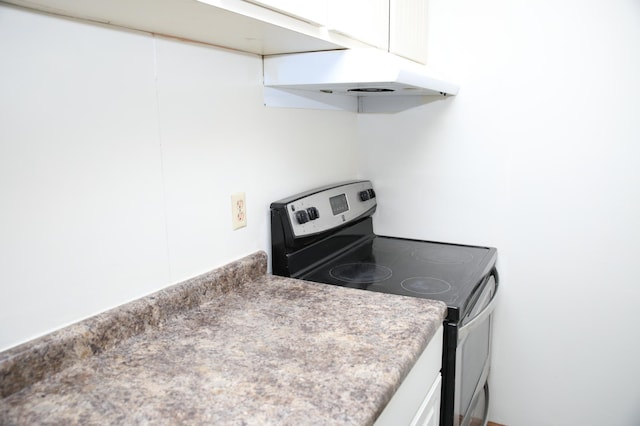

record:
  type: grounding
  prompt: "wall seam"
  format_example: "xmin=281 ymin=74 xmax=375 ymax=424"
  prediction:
xmin=152 ymin=36 xmax=173 ymax=284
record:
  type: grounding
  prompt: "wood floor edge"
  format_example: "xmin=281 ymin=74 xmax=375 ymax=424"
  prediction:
xmin=488 ymin=422 xmax=506 ymax=426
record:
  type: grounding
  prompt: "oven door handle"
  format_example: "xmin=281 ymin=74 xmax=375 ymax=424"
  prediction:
xmin=458 ymin=270 xmax=498 ymax=343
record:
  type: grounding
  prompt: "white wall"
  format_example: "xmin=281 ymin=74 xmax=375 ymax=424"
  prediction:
xmin=358 ymin=0 xmax=640 ymax=425
xmin=3 ymin=2 xmax=640 ymax=424
xmin=0 ymin=4 xmax=358 ymax=351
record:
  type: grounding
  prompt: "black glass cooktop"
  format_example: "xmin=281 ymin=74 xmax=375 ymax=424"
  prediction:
xmin=300 ymin=236 xmax=497 ymax=322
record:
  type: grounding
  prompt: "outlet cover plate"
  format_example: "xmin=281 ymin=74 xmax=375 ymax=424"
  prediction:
xmin=231 ymin=192 xmax=247 ymax=230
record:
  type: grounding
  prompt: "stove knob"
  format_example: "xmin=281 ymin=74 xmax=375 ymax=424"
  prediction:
xmin=307 ymin=207 xmax=319 ymax=220
xmin=295 ymin=210 xmax=309 ymax=224
xmin=359 ymin=190 xmax=370 ymax=201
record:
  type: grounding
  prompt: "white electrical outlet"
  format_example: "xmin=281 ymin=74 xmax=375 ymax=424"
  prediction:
xmin=231 ymin=192 xmax=247 ymax=230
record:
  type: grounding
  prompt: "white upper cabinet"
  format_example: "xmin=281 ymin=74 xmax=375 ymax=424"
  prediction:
xmin=390 ymin=0 xmax=429 ymax=64
xmin=248 ymin=0 xmax=429 ymax=63
xmin=244 ymin=0 xmax=328 ymax=26
xmin=2 ymin=0 xmax=366 ymax=56
xmin=4 ymin=0 xmax=430 ymax=63
xmin=327 ymin=0 xmax=389 ymax=50
xmin=326 ymin=0 xmax=429 ymax=64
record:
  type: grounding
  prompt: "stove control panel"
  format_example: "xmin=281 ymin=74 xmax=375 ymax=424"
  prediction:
xmin=281 ymin=181 xmax=377 ymax=238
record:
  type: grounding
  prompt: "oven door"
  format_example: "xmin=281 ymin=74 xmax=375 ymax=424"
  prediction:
xmin=455 ymin=272 xmax=498 ymax=426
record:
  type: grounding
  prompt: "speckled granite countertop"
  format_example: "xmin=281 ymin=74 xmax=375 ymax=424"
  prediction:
xmin=0 ymin=251 xmax=446 ymax=425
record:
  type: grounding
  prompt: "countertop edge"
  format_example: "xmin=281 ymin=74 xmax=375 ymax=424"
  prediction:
xmin=0 ymin=251 xmax=268 ymax=398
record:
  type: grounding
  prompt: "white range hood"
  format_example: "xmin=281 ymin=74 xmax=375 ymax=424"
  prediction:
xmin=263 ymin=49 xmax=459 ymax=113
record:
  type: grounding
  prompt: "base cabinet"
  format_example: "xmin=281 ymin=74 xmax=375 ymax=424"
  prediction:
xmin=375 ymin=327 xmax=443 ymax=426
xmin=412 ymin=375 xmax=442 ymax=426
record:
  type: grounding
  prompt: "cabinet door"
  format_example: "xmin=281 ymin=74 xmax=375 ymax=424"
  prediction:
xmin=327 ymin=0 xmax=389 ymax=49
xmin=374 ymin=327 xmax=443 ymax=425
xmin=244 ymin=0 xmax=328 ymax=26
xmin=390 ymin=0 xmax=428 ymax=64
xmin=411 ymin=375 xmax=442 ymax=426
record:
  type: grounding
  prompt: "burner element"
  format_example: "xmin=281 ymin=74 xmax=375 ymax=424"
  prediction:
xmin=329 ymin=263 xmax=392 ymax=284
xmin=401 ymin=277 xmax=452 ymax=295
xmin=414 ymin=246 xmax=474 ymax=264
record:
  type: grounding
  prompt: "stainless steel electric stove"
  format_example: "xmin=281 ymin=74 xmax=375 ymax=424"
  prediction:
xmin=270 ymin=180 xmax=498 ymax=426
